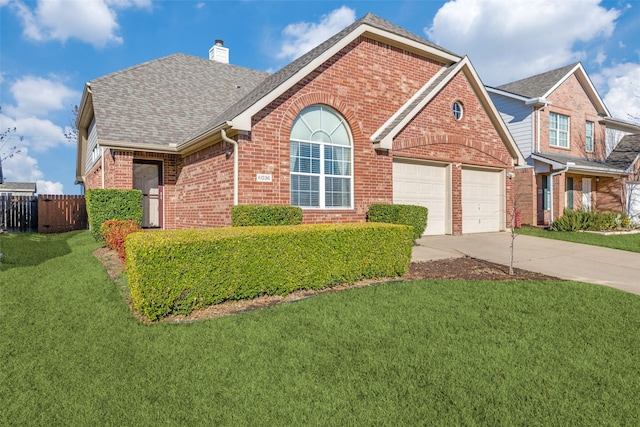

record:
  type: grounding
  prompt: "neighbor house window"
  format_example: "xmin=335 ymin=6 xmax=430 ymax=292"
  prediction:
xmin=566 ymin=177 xmax=574 ymax=210
xmin=549 ymin=112 xmax=569 ymax=148
xmin=585 ymin=121 xmax=594 ymax=152
xmin=290 ymin=105 xmax=352 ymax=208
xmin=542 ymin=175 xmax=550 ymax=210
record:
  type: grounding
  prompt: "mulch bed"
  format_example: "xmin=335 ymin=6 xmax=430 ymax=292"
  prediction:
xmin=94 ymin=247 xmax=559 ymax=323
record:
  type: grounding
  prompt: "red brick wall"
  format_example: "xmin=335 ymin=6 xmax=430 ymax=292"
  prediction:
xmin=543 ymin=74 xmax=606 ymax=160
xmin=596 ymin=176 xmax=624 ymax=211
xmin=514 ymin=167 xmax=536 ymax=226
xmin=88 ymin=36 xmax=518 ymax=232
xmin=240 ymin=36 xmax=446 ymax=225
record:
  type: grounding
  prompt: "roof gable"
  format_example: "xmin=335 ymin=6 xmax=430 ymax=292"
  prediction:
xmin=184 ymin=13 xmax=462 ymax=146
xmin=370 ymin=57 xmax=525 ymax=165
xmin=495 ymin=63 xmax=610 ymax=116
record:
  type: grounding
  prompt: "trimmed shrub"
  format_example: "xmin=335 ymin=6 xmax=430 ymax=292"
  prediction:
xmin=99 ymin=219 xmax=142 ymax=262
xmin=231 ymin=205 xmax=303 ymax=226
xmin=552 ymin=209 xmax=631 ymax=232
xmin=126 ymin=222 xmax=413 ymax=320
xmin=368 ymin=204 xmax=428 ymax=242
xmin=85 ymin=189 xmax=143 ymax=238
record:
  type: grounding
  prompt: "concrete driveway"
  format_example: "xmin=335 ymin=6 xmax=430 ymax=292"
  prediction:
xmin=413 ymin=232 xmax=640 ymax=295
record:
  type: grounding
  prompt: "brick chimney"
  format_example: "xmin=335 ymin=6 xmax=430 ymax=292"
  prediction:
xmin=209 ymin=39 xmax=229 ymax=64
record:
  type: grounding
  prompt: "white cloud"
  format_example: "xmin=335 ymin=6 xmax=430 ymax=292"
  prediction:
xmin=0 ymin=148 xmax=64 ymax=194
xmin=425 ymin=0 xmax=620 ymax=85
xmin=7 ymin=76 xmax=79 ymax=118
xmin=1 ymin=113 xmax=70 ymax=153
xmin=595 ymin=62 xmax=640 ymax=122
xmin=9 ymin=0 xmax=151 ymax=48
xmin=277 ymin=6 xmax=356 ymax=60
xmin=36 ymin=180 xmax=64 ymax=194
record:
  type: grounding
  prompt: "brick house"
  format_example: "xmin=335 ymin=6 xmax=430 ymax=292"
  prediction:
xmin=488 ymin=63 xmax=640 ymax=226
xmin=75 ymin=13 xmax=524 ymax=235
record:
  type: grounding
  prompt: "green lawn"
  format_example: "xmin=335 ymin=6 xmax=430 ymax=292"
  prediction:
xmin=516 ymin=225 xmax=640 ymax=252
xmin=1 ymin=231 xmax=639 ymax=426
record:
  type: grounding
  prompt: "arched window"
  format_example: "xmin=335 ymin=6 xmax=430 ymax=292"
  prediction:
xmin=290 ymin=105 xmax=352 ymax=208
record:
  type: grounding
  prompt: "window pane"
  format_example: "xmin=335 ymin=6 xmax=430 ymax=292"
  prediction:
xmin=291 ymin=175 xmax=319 ymax=207
xmin=325 ymin=177 xmax=350 ymax=207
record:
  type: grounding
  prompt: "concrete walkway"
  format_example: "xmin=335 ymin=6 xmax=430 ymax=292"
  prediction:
xmin=413 ymin=232 xmax=640 ymax=295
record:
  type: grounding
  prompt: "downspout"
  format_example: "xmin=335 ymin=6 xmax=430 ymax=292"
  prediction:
xmin=536 ymin=108 xmax=541 ymax=153
xmin=549 ymin=162 xmax=574 ymax=229
xmin=101 ymin=147 xmax=106 ymax=189
xmin=220 ymin=128 xmax=238 ymax=206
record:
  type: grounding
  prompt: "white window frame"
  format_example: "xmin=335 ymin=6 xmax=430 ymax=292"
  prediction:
xmin=585 ymin=121 xmax=594 ymax=153
xmin=549 ymin=112 xmax=570 ymax=148
xmin=290 ymin=105 xmax=354 ymax=209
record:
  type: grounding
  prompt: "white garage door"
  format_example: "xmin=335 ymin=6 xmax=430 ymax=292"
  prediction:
xmin=462 ymin=168 xmax=503 ymax=234
xmin=393 ymin=160 xmax=448 ymax=235
xmin=627 ymin=182 xmax=640 ymax=223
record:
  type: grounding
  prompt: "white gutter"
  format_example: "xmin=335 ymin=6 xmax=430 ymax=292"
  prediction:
xmin=549 ymin=162 xmax=574 ymax=228
xmin=220 ymin=128 xmax=238 ymax=206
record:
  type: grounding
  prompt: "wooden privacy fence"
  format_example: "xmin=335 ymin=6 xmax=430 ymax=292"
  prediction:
xmin=0 ymin=194 xmax=87 ymax=233
xmin=37 ymin=195 xmax=87 ymax=234
xmin=0 ymin=195 xmax=38 ymax=232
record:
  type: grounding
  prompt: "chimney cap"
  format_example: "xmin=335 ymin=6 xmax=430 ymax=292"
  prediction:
xmin=215 ymin=39 xmax=224 ymax=46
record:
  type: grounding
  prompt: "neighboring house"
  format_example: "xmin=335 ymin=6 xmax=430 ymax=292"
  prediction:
xmin=75 ymin=13 xmax=524 ymax=235
xmin=488 ymin=63 xmax=640 ymax=226
xmin=0 ymin=182 xmax=37 ymax=197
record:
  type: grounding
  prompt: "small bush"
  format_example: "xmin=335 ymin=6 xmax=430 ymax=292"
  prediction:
xmin=100 ymin=220 xmax=142 ymax=262
xmin=552 ymin=209 xmax=631 ymax=232
xmin=368 ymin=204 xmax=428 ymax=242
xmin=126 ymin=223 xmax=413 ymax=320
xmin=86 ymin=189 xmax=143 ymax=238
xmin=231 ymin=205 xmax=303 ymax=226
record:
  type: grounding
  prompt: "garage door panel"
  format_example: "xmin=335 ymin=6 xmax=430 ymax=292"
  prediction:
xmin=462 ymin=168 xmax=503 ymax=234
xmin=393 ymin=161 xmax=447 ymax=235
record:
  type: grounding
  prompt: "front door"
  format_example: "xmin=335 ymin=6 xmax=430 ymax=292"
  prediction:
xmin=133 ymin=161 xmax=162 ymax=228
xmin=582 ymin=178 xmax=592 ymax=211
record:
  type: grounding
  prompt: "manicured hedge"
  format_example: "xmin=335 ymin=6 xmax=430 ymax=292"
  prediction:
xmin=85 ymin=189 xmax=143 ymax=238
xmin=231 ymin=205 xmax=303 ymax=226
xmin=126 ymin=223 xmax=413 ymax=320
xmin=99 ymin=219 xmax=142 ymax=262
xmin=368 ymin=204 xmax=428 ymax=242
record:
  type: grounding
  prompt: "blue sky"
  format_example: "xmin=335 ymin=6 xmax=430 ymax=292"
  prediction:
xmin=1 ymin=0 xmax=639 ymax=194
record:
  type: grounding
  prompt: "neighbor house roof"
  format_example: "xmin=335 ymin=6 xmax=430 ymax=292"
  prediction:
xmin=606 ymin=134 xmax=640 ymax=172
xmin=492 ymin=62 xmax=610 ymax=117
xmin=86 ymin=53 xmax=269 ymax=147
xmin=0 ymin=182 xmax=37 ymax=193
xmin=496 ymin=63 xmax=579 ymax=98
xmin=532 ymin=152 xmax=628 ymax=176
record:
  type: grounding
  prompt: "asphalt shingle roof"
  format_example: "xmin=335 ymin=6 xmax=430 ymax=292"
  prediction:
xmin=606 ymin=134 xmax=640 ymax=171
xmin=188 ymin=12 xmax=460 ymax=142
xmin=0 ymin=182 xmax=37 ymax=192
xmin=496 ymin=62 xmax=579 ymax=98
xmin=90 ymin=54 xmax=269 ymax=146
xmin=534 ymin=152 xmax=628 ymax=174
